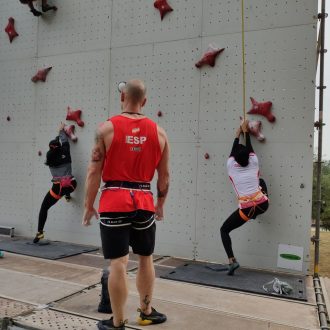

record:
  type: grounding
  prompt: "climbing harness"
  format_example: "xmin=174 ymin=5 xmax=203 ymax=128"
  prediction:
xmin=50 ymin=176 xmax=76 ymax=200
xmin=101 ymin=181 xmax=152 ymax=211
xmin=102 ymin=181 xmax=151 ymax=191
xmin=238 ymin=190 xmax=267 ymax=208
xmin=238 ymin=190 xmax=268 ymax=221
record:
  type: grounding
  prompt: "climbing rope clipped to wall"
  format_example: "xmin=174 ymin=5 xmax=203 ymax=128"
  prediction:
xmin=241 ymin=0 xmax=247 ymax=122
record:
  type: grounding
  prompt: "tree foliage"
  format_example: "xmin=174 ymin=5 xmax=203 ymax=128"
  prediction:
xmin=312 ymin=160 xmax=330 ymax=230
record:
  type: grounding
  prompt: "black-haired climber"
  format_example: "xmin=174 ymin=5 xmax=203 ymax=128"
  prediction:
xmin=19 ymin=0 xmax=57 ymax=17
xmin=33 ymin=123 xmax=76 ymax=244
xmin=221 ymin=120 xmax=269 ymax=275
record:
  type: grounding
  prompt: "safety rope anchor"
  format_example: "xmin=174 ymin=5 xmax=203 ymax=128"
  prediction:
xmin=318 ymin=13 xmax=328 ymax=19
xmin=311 ymin=235 xmax=320 ymax=243
xmin=314 ymin=121 xmax=326 ymax=129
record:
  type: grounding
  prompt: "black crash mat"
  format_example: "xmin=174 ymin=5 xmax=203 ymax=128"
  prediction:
xmin=0 ymin=237 xmax=99 ymax=260
xmin=161 ymin=262 xmax=307 ymax=301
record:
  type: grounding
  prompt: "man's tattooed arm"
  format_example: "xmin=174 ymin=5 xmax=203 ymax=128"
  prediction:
xmin=91 ymin=146 xmax=103 ymax=162
xmin=91 ymin=131 xmax=105 ymax=162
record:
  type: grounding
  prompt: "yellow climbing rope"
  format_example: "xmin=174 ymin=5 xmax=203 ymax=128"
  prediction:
xmin=241 ymin=0 xmax=247 ymax=121
xmin=241 ymin=0 xmax=247 ymax=143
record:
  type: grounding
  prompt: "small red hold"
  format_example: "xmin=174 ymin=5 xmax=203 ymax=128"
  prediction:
xmin=248 ymin=120 xmax=265 ymax=142
xmin=5 ymin=17 xmax=19 ymax=43
xmin=66 ymin=107 xmax=84 ymax=127
xmin=154 ymin=0 xmax=173 ymax=20
xmin=38 ymin=150 xmax=42 ymax=156
xmin=64 ymin=124 xmax=78 ymax=142
xmin=157 ymin=111 xmax=162 ymax=117
xmin=247 ymin=97 xmax=275 ymax=123
xmin=6 ymin=116 xmax=10 ymax=121
xmin=195 ymin=45 xmax=225 ymax=68
xmin=204 ymin=153 xmax=210 ymax=160
xmin=31 ymin=67 xmax=52 ymax=83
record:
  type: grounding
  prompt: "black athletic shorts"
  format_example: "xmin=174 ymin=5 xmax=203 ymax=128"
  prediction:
xmin=99 ymin=210 xmax=156 ymax=260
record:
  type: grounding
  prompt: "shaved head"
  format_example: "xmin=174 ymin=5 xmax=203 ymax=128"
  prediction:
xmin=124 ymin=79 xmax=146 ymax=105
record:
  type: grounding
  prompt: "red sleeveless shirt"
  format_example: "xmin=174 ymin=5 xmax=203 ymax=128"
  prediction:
xmin=98 ymin=115 xmax=162 ymax=213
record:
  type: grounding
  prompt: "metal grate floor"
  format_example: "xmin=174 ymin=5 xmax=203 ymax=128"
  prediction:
xmin=15 ymin=309 xmax=98 ymax=330
xmin=0 ymin=297 xmax=34 ymax=318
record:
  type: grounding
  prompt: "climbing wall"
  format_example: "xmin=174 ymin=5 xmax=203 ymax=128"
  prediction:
xmin=0 ymin=0 xmax=317 ymax=273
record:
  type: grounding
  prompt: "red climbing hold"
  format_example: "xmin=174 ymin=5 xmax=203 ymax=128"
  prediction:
xmin=157 ymin=111 xmax=163 ymax=117
xmin=154 ymin=0 xmax=173 ymax=20
xmin=64 ymin=124 xmax=78 ymax=142
xmin=247 ymin=97 xmax=275 ymax=123
xmin=248 ymin=120 xmax=265 ymax=142
xmin=66 ymin=107 xmax=84 ymax=127
xmin=195 ymin=45 xmax=225 ymax=68
xmin=31 ymin=67 xmax=52 ymax=83
xmin=204 ymin=153 xmax=210 ymax=160
xmin=5 ymin=17 xmax=19 ymax=43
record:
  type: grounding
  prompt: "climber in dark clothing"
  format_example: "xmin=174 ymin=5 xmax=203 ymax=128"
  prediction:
xmin=33 ymin=123 xmax=76 ymax=243
xmin=19 ymin=0 xmax=57 ymax=17
xmin=221 ymin=120 xmax=269 ymax=275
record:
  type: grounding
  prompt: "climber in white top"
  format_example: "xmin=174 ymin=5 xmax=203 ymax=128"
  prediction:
xmin=221 ymin=120 xmax=269 ymax=276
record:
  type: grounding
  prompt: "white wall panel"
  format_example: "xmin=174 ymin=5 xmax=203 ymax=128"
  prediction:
xmin=151 ymin=39 xmax=201 ymax=143
xmin=110 ymin=39 xmax=201 ymax=143
xmin=155 ymin=143 xmax=198 ymax=258
xmin=0 ymin=1 xmax=37 ymax=61
xmin=198 ymin=34 xmax=243 ymax=142
xmin=37 ymin=0 xmax=111 ymax=57
xmin=202 ymin=0 xmax=317 ymax=37
xmin=0 ymin=58 xmax=36 ymax=142
xmin=111 ymin=0 xmax=202 ymax=48
xmin=0 ymin=142 xmax=34 ymax=236
xmin=244 ymin=25 xmax=316 ymax=143
xmin=195 ymin=142 xmax=233 ymax=263
xmin=110 ymin=44 xmax=155 ymax=118
xmin=34 ymin=49 xmax=110 ymax=141
xmin=199 ymin=25 xmax=316 ymax=143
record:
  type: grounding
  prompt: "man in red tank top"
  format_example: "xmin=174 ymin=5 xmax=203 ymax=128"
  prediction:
xmin=83 ymin=80 xmax=170 ymax=330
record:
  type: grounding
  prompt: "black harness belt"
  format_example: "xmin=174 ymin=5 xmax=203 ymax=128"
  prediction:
xmin=104 ymin=181 xmax=151 ymax=190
